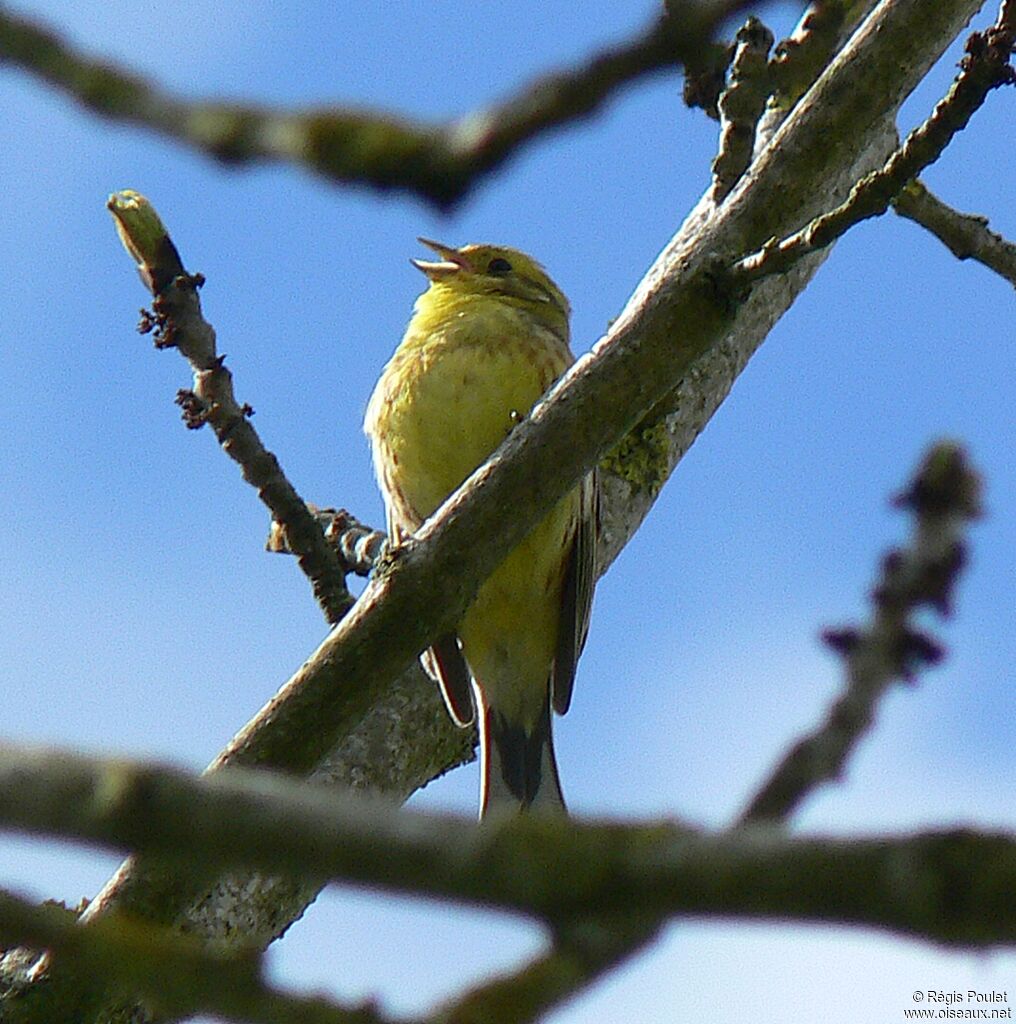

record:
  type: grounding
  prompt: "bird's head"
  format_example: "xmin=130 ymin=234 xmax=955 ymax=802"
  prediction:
xmin=412 ymin=239 xmax=570 ymax=340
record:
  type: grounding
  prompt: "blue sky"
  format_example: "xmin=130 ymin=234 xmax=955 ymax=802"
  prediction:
xmin=1 ymin=3 xmax=1013 ymax=1022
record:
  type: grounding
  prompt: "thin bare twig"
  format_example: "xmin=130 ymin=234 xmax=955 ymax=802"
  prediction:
xmin=732 ymin=5 xmax=1016 ymax=285
xmin=740 ymin=442 xmax=982 ymax=824
xmin=710 ymin=17 xmax=774 ymax=203
xmin=267 ymin=507 xmax=386 ymax=579
xmin=1 ymin=1 xmax=758 ymax=209
xmin=894 ymin=179 xmax=1016 ymax=290
xmin=769 ymin=1 xmax=872 ymax=109
xmin=107 ymin=191 xmax=353 ymax=624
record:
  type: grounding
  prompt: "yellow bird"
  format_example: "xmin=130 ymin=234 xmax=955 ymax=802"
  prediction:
xmin=364 ymin=239 xmax=597 ymax=817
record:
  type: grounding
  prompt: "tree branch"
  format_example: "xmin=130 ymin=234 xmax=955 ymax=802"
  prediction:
xmin=0 ymin=888 xmax=390 ymax=1024
xmin=769 ymin=1 xmax=874 ymax=109
xmin=709 ymin=17 xmax=774 ymax=203
xmin=893 ymin=178 xmax=1016 ymax=289
xmin=732 ymin=3 xmax=1015 ymax=284
xmin=0 ymin=745 xmax=1014 ymax=950
xmin=0 ymin=1 xmax=758 ymax=209
xmin=267 ymin=507 xmax=387 ymax=579
xmin=739 ymin=441 xmax=982 ymax=824
xmin=429 ymin=917 xmax=662 ymax=1024
xmin=107 ymin=190 xmax=353 ymax=625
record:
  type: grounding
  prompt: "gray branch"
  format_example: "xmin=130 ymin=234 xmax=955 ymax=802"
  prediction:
xmin=740 ymin=441 xmax=982 ymax=824
xmin=0 ymin=1 xmax=760 ymax=209
xmin=733 ymin=2 xmax=1015 ymax=284
xmin=0 ymin=745 xmax=1013 ymax=951
xmin=894 ymin=179 xmax=1016 ymax=289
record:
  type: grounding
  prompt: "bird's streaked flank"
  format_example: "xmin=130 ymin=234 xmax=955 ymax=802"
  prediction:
xmin=365 ymin=240 xmax=597 ymax=817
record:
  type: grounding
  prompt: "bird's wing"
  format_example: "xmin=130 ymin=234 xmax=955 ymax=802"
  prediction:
xmin=388 ymin=510 xmax=476 ymax=727
xmin=551 ymin=468 xmax=599 ymax=716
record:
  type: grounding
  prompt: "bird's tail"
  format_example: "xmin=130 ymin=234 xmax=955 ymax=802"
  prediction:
xmin=478 ymin=690 xmax=565 ymax=819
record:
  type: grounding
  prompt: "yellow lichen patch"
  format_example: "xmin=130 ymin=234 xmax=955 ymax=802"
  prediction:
xmin=600 ymin=418 xmax=671 ymax=497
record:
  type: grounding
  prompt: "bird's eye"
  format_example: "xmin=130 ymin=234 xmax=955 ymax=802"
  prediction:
xmin=487 ymin=257 xmax=512 ymax=276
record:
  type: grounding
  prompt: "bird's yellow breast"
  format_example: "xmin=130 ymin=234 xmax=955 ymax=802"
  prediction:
xmin=366 ymin=294 xmax=570 ymax=524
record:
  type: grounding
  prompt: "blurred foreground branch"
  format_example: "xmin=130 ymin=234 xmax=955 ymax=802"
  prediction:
xmin=1 ymin=1 xmax=758 ymax=208
xmin=740 ymin=441 xmax=982 ymax=824
xmin=1 ymin=745 xmax=1014 ymax=952
xmin=0 ymin=888 xmax=384 ymax=1024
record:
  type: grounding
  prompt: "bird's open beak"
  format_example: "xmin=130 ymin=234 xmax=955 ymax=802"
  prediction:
xmin=411 ymin=237 xmax=469 ymax=280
